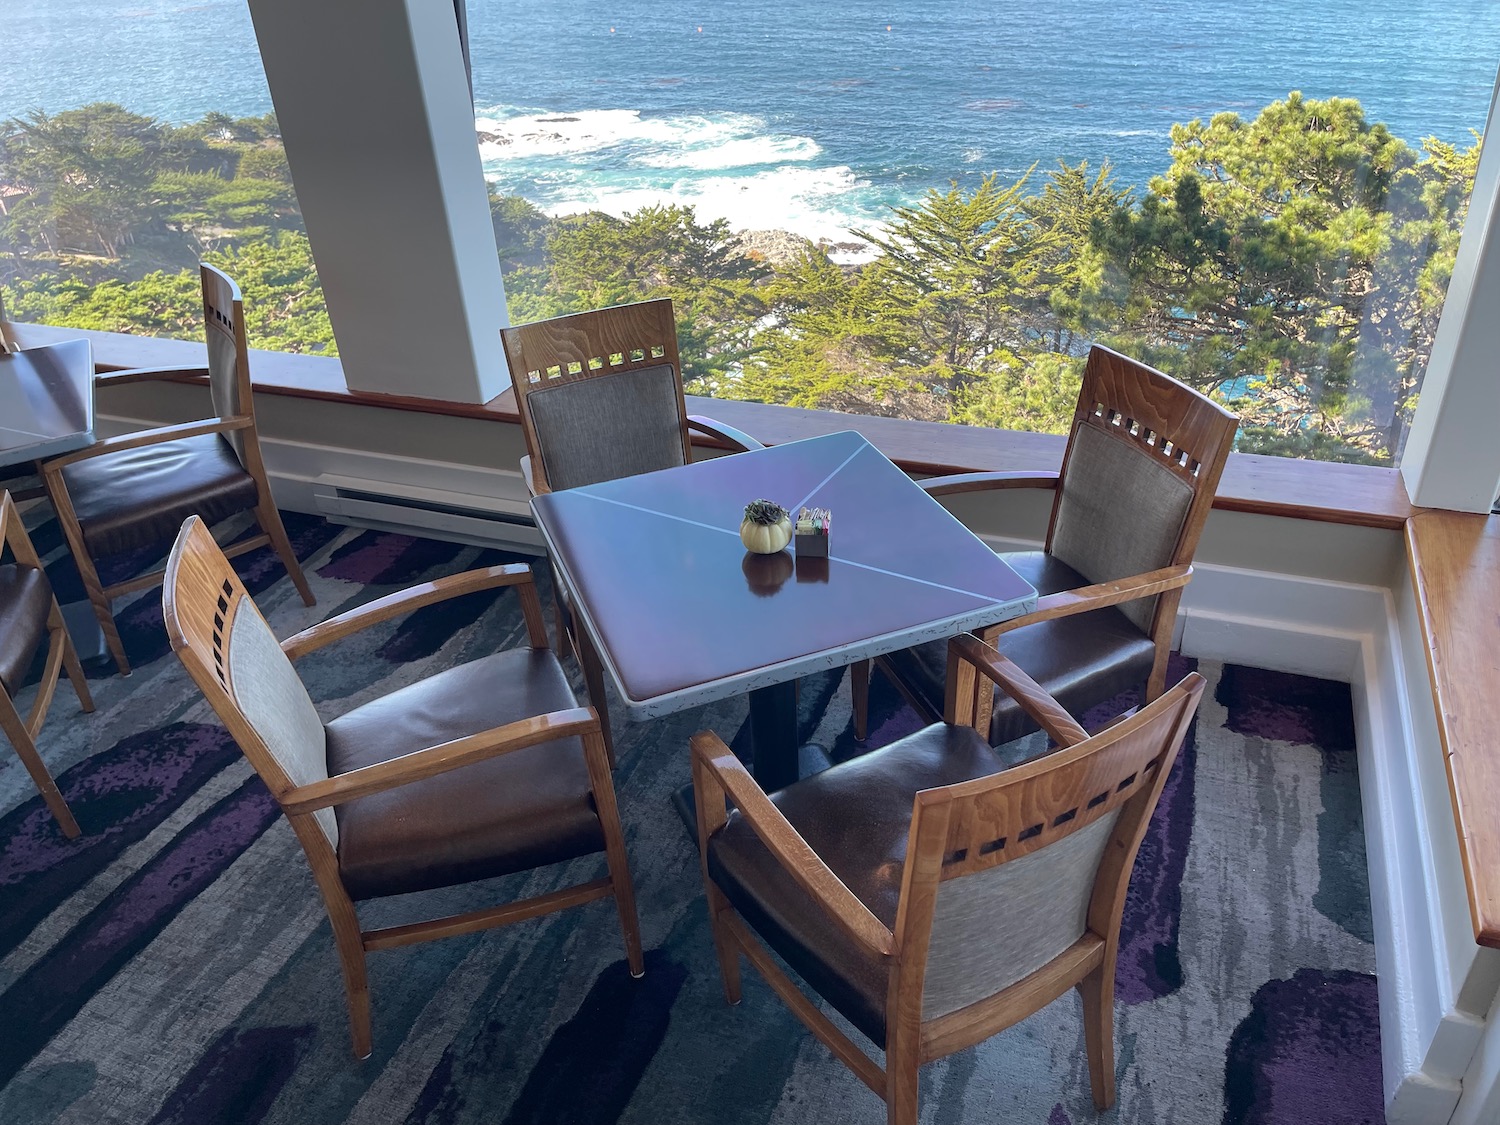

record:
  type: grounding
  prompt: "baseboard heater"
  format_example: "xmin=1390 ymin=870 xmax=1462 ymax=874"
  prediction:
xmin=311 ymin=475 xmax=545 ymax=554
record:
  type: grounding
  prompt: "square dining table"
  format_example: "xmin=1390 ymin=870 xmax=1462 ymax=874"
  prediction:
xmin=530 ymin=429 xmax=1037 ymax=793
xmin=0 ymin=339 xmax=95 ymax=469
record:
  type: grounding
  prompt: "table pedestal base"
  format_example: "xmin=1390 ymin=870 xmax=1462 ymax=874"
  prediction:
xmin=59 ymin=601 xmax=111 ymax=667
xmin=671 ymin=742 xmax=831 ymax=839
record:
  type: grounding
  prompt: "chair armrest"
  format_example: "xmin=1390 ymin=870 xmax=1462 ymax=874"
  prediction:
xmin=919 ymin=470 xmax=1059 ymax=498
xmin=988 ymin=564 xmax=1193 ymax=634
xmin=687 ymin=415 xmax=766 ymax=453
xmin=519 ymin=454 xmax=547 ymax=497
xmin=281 ymin=706 xmax=598 ymax=814
xmin=39 ymin=416 xmax=253 ymax=472
xmin=94 ymin=364 xmax=211 ymax=390
xmin=281 ymin=563 xmax=545 ymax=660
xmin=947 ymin=634 xmax=1089 ymax=747
xmin=689 ymin=731 xmax=895 ymax=957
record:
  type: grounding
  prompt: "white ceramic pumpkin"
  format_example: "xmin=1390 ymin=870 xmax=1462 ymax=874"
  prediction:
xmin=740 ymin=499 xmax=793 ymax=553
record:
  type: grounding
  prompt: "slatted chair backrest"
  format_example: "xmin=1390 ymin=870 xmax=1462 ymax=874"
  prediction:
xmin=199 ymin=263 xmax=260 ymax=470
xmin=1045 ymin=346 xmax=1237 ymax=633
xmin=163 ymin=515 xmax=335 ymax=848
xmin=894 ymin=672 xmax=1204 ymax=1026
xmin=500 ymin=299 xmax=693 ymax=493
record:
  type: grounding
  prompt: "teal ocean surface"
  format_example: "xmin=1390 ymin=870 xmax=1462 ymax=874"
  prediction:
xmin=6 ymin=0 xmax=1500 ymax=248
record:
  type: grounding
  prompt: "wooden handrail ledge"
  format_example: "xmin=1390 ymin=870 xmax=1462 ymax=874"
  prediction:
xmin=1405 ymin=511 xmax=1500 ymax=949
xmin=11 ymin=320 xmax=1412 ymax=528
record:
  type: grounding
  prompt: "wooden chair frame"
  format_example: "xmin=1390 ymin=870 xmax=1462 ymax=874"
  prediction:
xmin=501 ymin=297 xmax=763 ymax=497
xmin=695 ymin=634 xmax=1204 ymax=1123
xmin=41 ymin=264 xmax=314 ymax=676
xmin=163 ymin=515 xmax=643 ymax=1059
xmin=502 ymin=299 xmax=764 ymax=763
xmin=853 ymin=344 xmax=1236 ymax=739
xmin=0 ymin=491 xmax=95 ymax=837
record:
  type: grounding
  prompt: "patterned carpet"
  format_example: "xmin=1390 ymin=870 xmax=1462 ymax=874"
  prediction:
xmin=0 ymin=511 xmax=1384 ymax=1125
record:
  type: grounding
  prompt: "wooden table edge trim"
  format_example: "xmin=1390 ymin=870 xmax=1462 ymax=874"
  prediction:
xmin=13 ymin=321 xmax=1411 ymax=529
xmin=1404 ymin=510 xmax=1500 ymax=950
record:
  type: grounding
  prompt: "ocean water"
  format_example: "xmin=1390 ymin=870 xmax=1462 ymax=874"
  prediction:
xmin=5 ymin=0 xmax=1499 ymax=249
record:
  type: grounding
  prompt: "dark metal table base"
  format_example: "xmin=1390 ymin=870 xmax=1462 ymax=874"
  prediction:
xmin=670 ymin=679 xmax=831 ymax=837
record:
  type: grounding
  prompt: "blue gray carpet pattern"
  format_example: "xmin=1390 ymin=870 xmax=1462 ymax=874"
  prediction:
xmin=0 ymin=513 xmax=1382 ymax=1124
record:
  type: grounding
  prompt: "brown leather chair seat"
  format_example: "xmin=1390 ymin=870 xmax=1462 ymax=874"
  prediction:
xmin=327 ymin=648 xmax=606 ymax=901
xmin=880 ymin=552 xmax=1157 ymax=746
xmin=706 ymin=723 xmax=1009 ymax=1046
xmin=0 ymin=563 xmax=53 ymax=693
xmin=60 ymin=433 xmax=259 ymax=558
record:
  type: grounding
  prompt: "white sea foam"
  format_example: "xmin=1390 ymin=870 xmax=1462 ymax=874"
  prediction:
xmin=638 ymin=134 xmax=822 ymax=171
xmin=477 ymin=105 xmax=893 ymax=262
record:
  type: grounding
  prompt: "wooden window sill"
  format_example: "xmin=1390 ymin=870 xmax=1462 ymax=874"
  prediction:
xmin=1405 ymin=511 xmax=1500 ymax=949
xmin=12 ymin=321 xmax=1413 ymax=529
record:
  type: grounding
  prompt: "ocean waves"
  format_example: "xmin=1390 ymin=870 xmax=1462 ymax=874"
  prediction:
xmin=475 ymin=104 xmax=898 ymax=259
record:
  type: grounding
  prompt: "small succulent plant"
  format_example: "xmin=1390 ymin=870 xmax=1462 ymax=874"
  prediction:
xmin=743 ymin=498 xmax=788 ymax=525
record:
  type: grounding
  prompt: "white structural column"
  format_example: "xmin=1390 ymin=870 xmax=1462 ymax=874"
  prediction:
xmin=247 ymin=0 xmax=509 ymax=403
xmin=1401 ymin=77 xmax=1500 ymax=512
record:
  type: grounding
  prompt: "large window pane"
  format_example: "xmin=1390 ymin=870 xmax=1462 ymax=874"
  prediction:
xmin=468 ymin=0 xmax=1499 ymax=465
xmin=0 ymin=0 xmax=332 ymax=354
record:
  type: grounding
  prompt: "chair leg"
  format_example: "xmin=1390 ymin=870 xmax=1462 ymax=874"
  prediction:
xmin=884 ymin=1025 xmax=920 ymax=1125
xmin=574 ymin=625 xmax=616 ymax=769
xmin=585 ymin=730 xmax=644 ymax=977
xmin=705 ymin=886 xmax=742 ymax=1004
xmin=1078 ymin=961 xmax=1117 ymax=1109
xmin=43 ymin=471 xmax=130 ymax=676
xmin=553 ymin=594 xmax=572 ymax=661
xmin=0 ymin=689 xmax=81 ymax=839
xmin=51 ymin=611 xmax=95 ymax=714
xmin=256 ymin=498 xmax=315 ymax=607
xmin=325 ymin=895 xmax=373 ymax=1060
xmin=850 ymin=659 xmax=870 ymax=741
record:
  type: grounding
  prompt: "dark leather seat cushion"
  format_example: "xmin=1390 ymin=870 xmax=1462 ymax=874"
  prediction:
xmin=0 ymin=563 xmax=52 ymax=694
xmin=882 ymin=551 xmax=1157 ymax=746
xmin=61 ymin=434 xmax=259 ymax=558
xmin=707 ymin=724 xmax=1009 ymax=1047
xmin=326 ymin=648 xmax=606 ymax=901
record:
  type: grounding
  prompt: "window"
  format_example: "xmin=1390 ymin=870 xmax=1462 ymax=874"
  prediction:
xmin=0 ymin=0 xmax=332 ymax=354
xmin=467 ymin=0 xmax=1500 ymax=465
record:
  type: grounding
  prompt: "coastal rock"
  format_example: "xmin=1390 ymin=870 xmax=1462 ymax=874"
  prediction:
xmin=476 ymin=131 xmax=508 ymax=146
xmin=733 ymin=228 xmax=817 ymax=267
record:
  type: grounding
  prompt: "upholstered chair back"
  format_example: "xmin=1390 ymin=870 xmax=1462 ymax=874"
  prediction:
xmin=1047 ymin=347 xmax=1237 ymax=632
xmin=502 ymin=299 xmax=694 ymax=492
xmin=199 ymin=263 xmax=254 ymax=468
xmin=163 ymin=515 xmax=334 ymax=845
xmin=899 ymin=672 xmax=1205 ymax=1023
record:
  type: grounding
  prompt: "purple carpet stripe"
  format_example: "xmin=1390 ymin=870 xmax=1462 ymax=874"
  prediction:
xmin=1049 ymin=1105 xmax=1074 ymax=1125
xmin=495 ymin=954 xmax=686 ymax=1125
xmin=1216 ymin=665 xmax=1356 ymax=753
xmin=1115 ymin=711 xmax=1198 ymax=1004
xmin=147 ymin=1024 xmax=317 ymax=1125
xmin=1222 ymin=968 xmax=1383 ymax=1125
xmin=0 ymin=722 xmax=242 ymax=955
xmin=317 ymin=530 xmax=465 ymax=587
xmin=0 ymin=774 xmax=280 ymax=1086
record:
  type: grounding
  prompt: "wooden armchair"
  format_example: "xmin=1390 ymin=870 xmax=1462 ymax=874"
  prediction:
xmin=693 ymin=634 xmax=1205 ymax=1123
xmin=502 ymin=298 xmax=764 ymax=759
xmin=1 ymin=491 xmax=95 ymax=838
xmin=41 ymin=263 xmax=314 ymax=676
xmin=163 ymin=515 xmax=643 ymax=1059
xmin=853 ymin=345 xmax=1236 ymax=744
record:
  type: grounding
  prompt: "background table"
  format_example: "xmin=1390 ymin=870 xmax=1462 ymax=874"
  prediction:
xmin=532 ymin=430 xmax=1036 ymax=791
xmin=0 ymin=339 xmax=95 ymax=468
